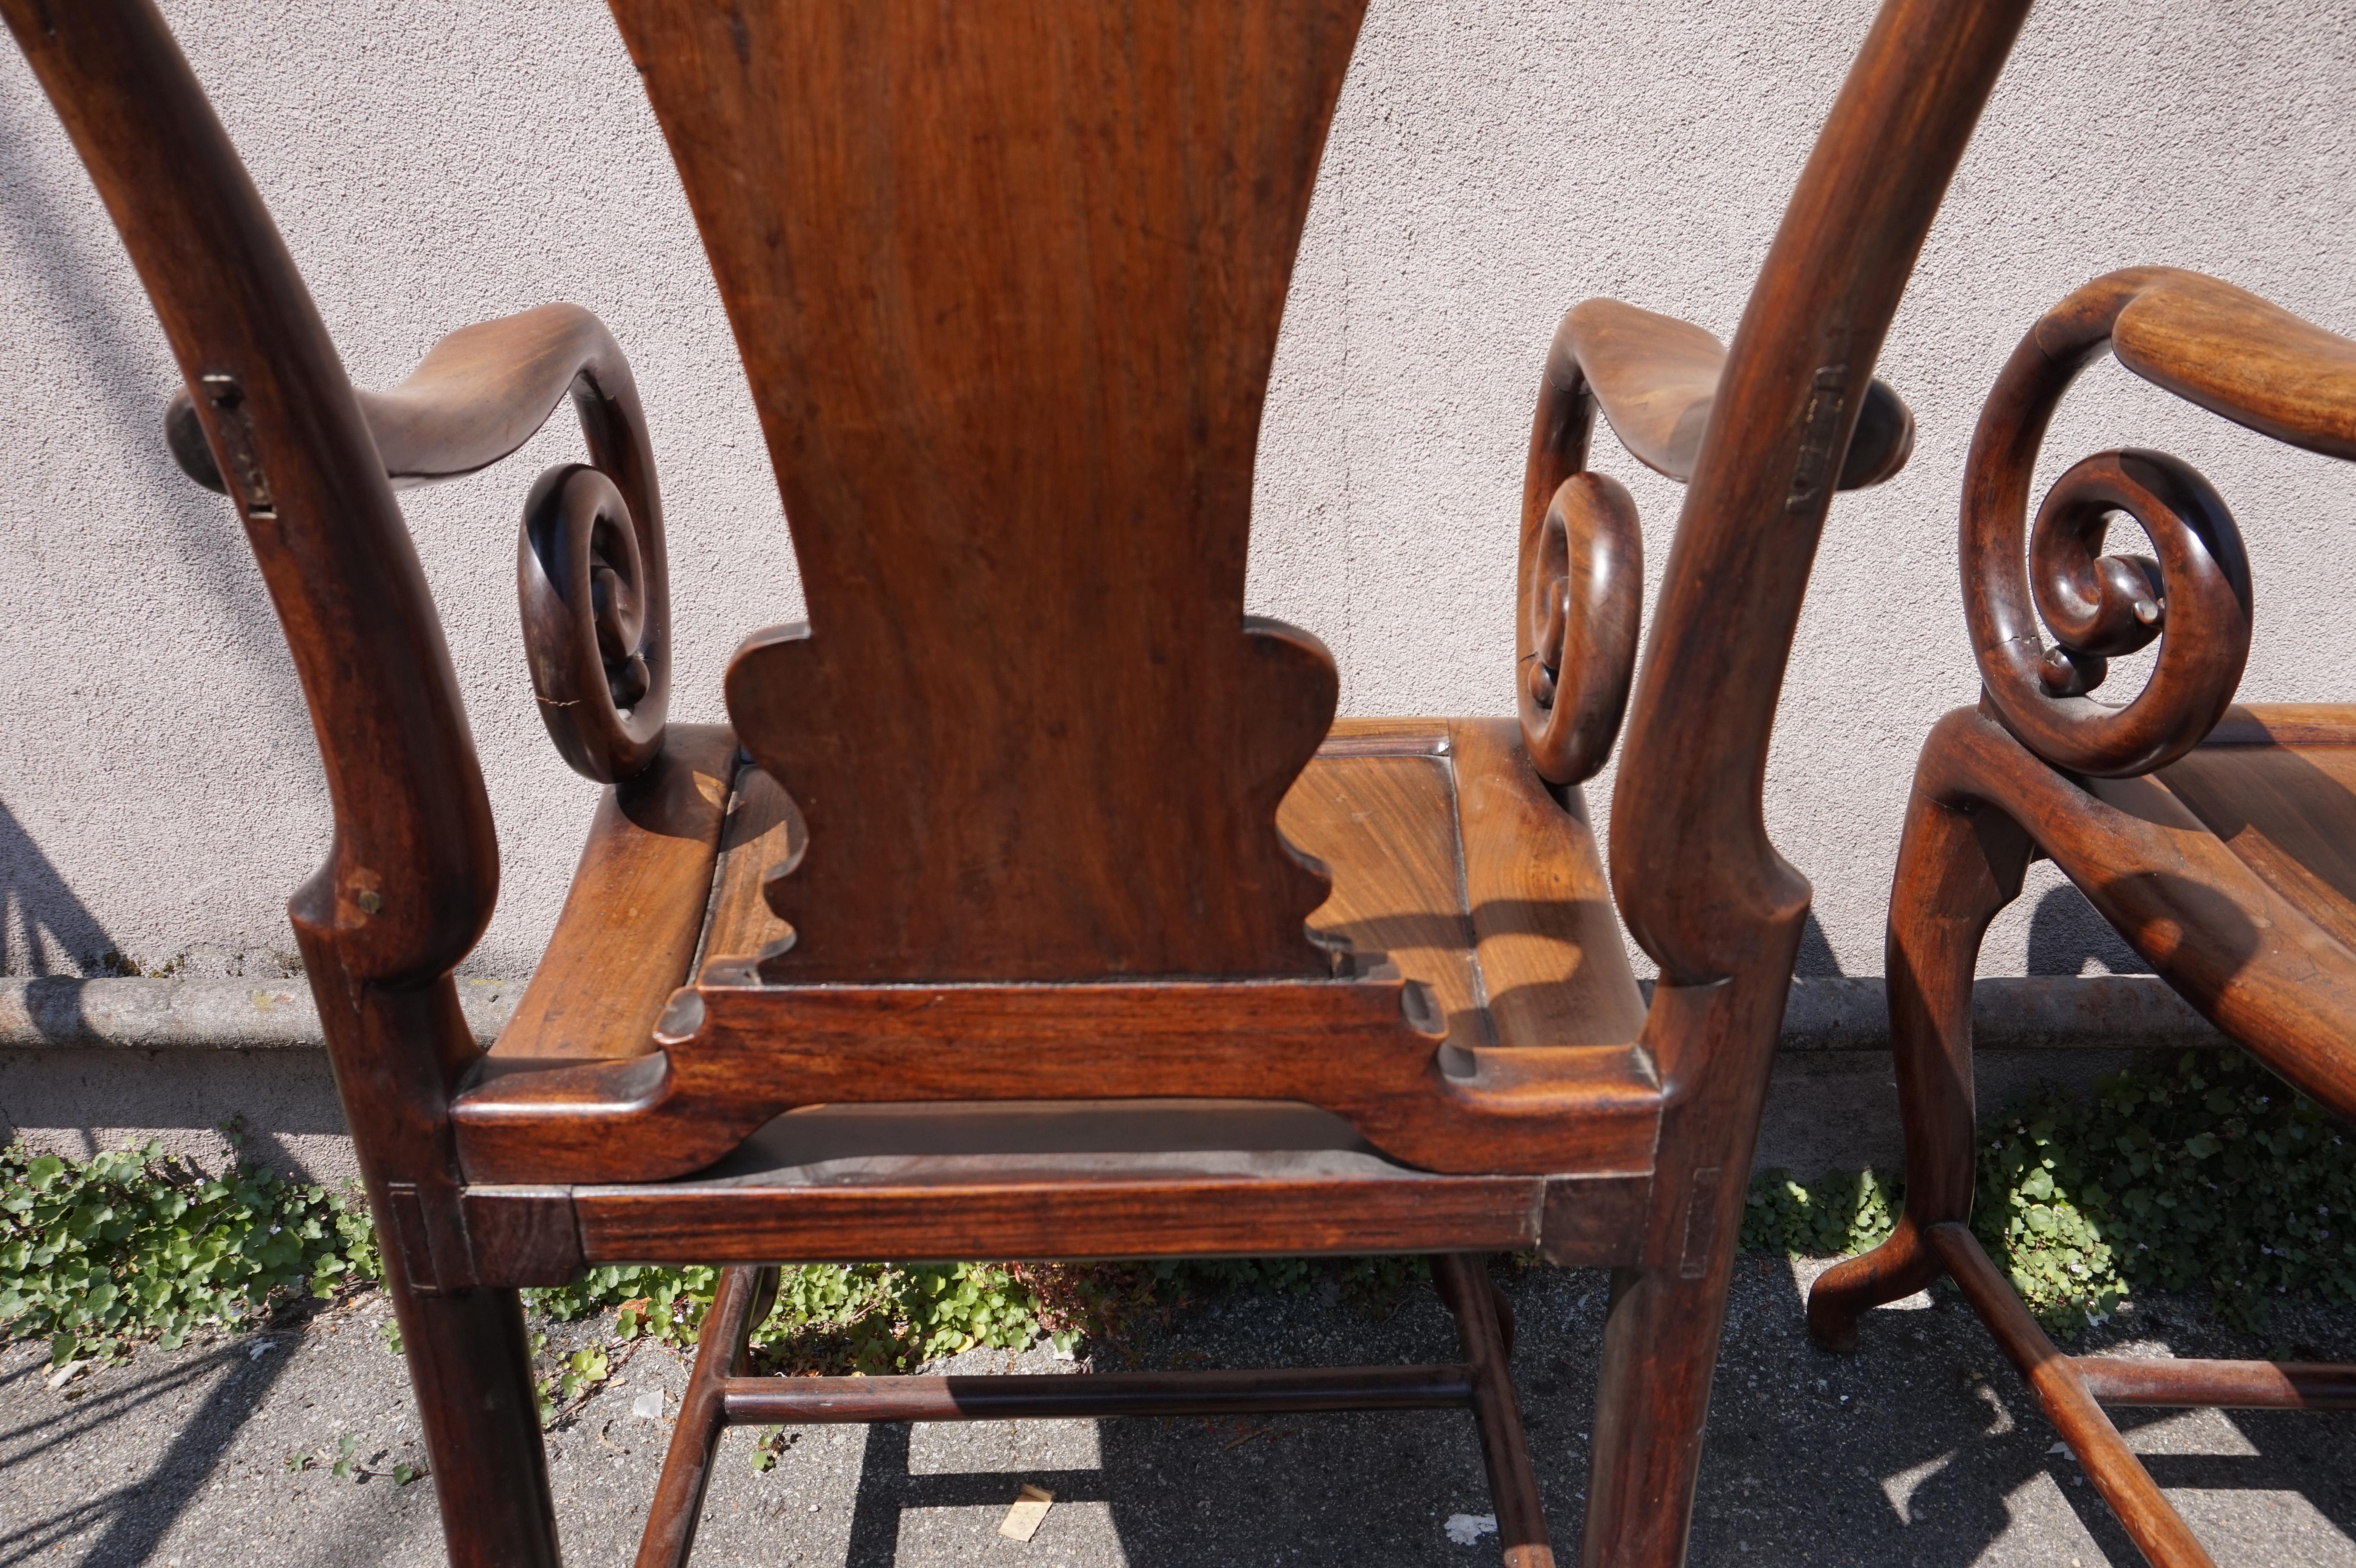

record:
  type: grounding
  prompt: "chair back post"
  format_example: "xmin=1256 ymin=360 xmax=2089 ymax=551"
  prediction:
xmin=1612 ymin=0 xmax=2032 ymax=1059
xmin=4 ymin=0 xmax=497 ymax=1226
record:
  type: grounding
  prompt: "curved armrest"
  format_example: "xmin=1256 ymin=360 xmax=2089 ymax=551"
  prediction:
xmin=169 ymin=303 xmax=676 ymax=786
xmin=1515 ymin=299 xmax=1915 ymax=787
xmin=1565 ymin=298 xmax=1916 ymax=489
xmin=2106 ymin=270 xmax=2356 ymax=460
xmin=166 ymin=303 xmax=637 ymax=492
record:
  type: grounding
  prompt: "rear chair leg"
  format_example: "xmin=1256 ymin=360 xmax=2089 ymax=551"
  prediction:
xmin=636 ymin=1265 xmax=779 ymax=1568
xmin=1435 ymin=1254 xmax=1553 ymax=1568
xmin=1809 ymin=787 xmax=2031 ymax=1350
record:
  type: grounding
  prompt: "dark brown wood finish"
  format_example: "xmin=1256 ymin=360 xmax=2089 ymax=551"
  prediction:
xmin=1515 ymin=303 xmax=1913 ymax=785
xmin=1810 ymin=274 xmax=2356 ymax=1565
xmin=12 ymin=1 xmax=2041 ymax=1565
xmin=1581 ymin=4 xmax=2032 ymax=1562
xmin=0 ymin=6 xmax=557 ymax=1563
xmin=610 ymin=0 xmax=1363 ymax=985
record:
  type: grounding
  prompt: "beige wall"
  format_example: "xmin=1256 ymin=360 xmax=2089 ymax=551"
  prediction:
xmin=2 ymin=0 xmax=2352 ymax=988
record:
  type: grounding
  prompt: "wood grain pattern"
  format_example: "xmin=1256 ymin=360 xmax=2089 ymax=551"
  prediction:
xmin=1552 ymin=299 xmax=1916 ymax=490
xmin=2071 ymin=1357 xmax=2356 ymax=1411
xmin=492 ymin=724 xmax=736 ymax=1062
xmin=570 ymin=1173 xmax=1544 ymax=1265
xmin=452 ymin=966 xmax=1663 ymax=1184
xmin=20 ymin=1 xmax=2054 ymax=1563
xmin=1513 ymin=304 xmax=1914 ymax=787
xmin=1582 ymin=6 xmax=2035 ymax=1563
xmin=457 ymin=719 xmax=1663 ymax=1183
xmin=607 ymin=0 xmax=1367 ymax=983
xmin=2112 ymin=269 xmax=2356 ymax=459
xmin=1963 ymin=269 xmax=2256 ymax=779
xmin=1450 ymin=718 xmax=1647 ymax=1052
xmin=2157 ymin=737 xmax=2356 ymax=958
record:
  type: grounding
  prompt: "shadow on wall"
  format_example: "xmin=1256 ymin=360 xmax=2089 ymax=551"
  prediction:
xmin=1793 ymin=911 xmax=1843 ymax=978
xmin=0 ymin=102 xmax=291 ymax=643
xmin=2025 ymin=882 xmax=2152 ymax=977
xmin=1792 ymin=886 xmax=2153 ymax=981
xmin=0 ymin=797 xmax=116 ymax=977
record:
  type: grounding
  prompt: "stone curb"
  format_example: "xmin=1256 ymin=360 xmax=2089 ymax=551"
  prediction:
xmin=0 ymin=977 xmax=520 ymax=1049
xmin=0 ymin=974 xmax=2222 ymax=1051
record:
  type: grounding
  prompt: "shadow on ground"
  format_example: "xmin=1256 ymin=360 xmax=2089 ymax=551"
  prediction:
xmin=3 ymin=1259 xmax=2353 ymax=1566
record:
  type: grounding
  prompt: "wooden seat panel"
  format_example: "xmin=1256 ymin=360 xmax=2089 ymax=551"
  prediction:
xmin=491 ymin=724 xmax=738 ymax=1062
xmin=472 ymin=715 xmax=1654 ymax=1182
xmin=2158 ymin=706 xmax=2356 ymax=958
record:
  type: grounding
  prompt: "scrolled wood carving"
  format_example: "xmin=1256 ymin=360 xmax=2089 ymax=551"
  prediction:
xmin=1517 ymin=300 xmax=1914 ymax=784
xmin=168 ymin=303 xmax=672 ymax=784
xmin=1956 ymin=268 xmax=2340 ymax=778
xmin=519 ymin=462 xmax=668 ymax=782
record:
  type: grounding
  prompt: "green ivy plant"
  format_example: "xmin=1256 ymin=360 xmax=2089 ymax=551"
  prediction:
xmin=0 ymin=1139 xmax=378 ymax=1366
xmin=1745 ymin=1050 xmax=2356 ymax=1337
xmin=1977 ymin=1050 xmax=2356 ymax=1333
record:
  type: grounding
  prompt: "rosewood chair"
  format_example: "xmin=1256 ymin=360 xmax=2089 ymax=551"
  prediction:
xmin=9 ymin=1 xmax=2030 ymax=1564
xmin=1808 ymin=270 xmax=2356 ymax=1564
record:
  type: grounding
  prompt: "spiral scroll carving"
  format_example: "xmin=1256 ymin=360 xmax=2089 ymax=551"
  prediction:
xmin=1964 ymin=271 xmax=2255 ymax=778
xmin=1516 ymin=311 xmax=1643 ymax=787
xmin=1521 ymin=468 xmax=1643 ymax=787
xmin=1515 ymin=300 xmax=1916 ymax=787
xmin=520 ymin=460 xmax=670 ymax=783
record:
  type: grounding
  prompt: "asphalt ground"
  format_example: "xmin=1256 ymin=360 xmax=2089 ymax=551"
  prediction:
xmin=4 ymin=1255 xmax=2353 ymax=1567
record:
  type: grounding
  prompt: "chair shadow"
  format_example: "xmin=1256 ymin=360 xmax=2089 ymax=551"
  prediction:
xmin=0 ymin=798 xmax=116 ymax=979
xmin=2026 ymin=882 xmax=2151 ymax=977
xmin=0 ymin=1337 xmax=299 ymax=1567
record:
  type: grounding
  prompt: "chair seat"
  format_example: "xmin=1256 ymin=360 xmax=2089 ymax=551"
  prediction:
xmin=2016 ymin=703 xmax=2356 ymax=1121
xmin=2153 ymin=705 xmax=2356 ymax=955
xmin=458 ymin=717 xmax=1656 ymax=1279
xmin=495 ymin=714 xmax=1646 ymax=1069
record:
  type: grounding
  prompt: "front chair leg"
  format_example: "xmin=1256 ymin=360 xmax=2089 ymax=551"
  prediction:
xmin=1585 ymin=1254 xmax=1757 ymax=1568
xmin=1808 ymin=784 xmax=2032 ymax=1350
xmin=392 ymin=1275 xmax=565 ymax=1568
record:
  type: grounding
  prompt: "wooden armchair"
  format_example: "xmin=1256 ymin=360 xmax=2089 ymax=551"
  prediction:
xmin=1807 ymin=270 xmax=2356 ymax=1564
xmin=8 ymin=1 xmax=2029 ymax=1564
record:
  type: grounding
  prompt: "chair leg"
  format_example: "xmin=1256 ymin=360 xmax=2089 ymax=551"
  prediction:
xmin=1435 ymin=1255 xmax=1553 ymax=1568
xmin=636 ymin=1265 xmax=779 ymax=1568
xmin=391 ymin=1274 xmax=565 ymax=1568
xmin=1930 ymin=1224 xmax=2217 ymax=1568
xmin=1579 ymin=1262 xmax=1739 ymax=1568
xmin=1809 ymin=787 xmax=2031 ymax=1350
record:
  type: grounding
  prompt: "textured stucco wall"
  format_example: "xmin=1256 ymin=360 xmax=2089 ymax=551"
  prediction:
xmin=1 ymin=0 xmax=2353 ymax=993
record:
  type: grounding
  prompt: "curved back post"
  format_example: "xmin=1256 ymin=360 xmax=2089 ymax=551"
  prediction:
xmin=3 ymin=0 xmax=498 ymax=991
xmin=1612 ymin=0 xmax=2033 ymax=1003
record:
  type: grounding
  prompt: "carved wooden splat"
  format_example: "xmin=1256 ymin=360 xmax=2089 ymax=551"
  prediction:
xmin=607 ymin=0 xmax=1369 ymax=980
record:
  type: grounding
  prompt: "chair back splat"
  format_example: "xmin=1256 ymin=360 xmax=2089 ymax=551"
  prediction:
xmin=616 ymin=2 xmax=1362 ymax=983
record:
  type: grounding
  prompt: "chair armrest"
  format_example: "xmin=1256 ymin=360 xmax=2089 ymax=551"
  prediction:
xmin=169 ymin=304 xmax=674 ymax=785
xmin=2104 ymin=270 xmax=2356 ymax=461
xmin=1515 ymin=299 xmax=1916 ymax=785
xmin=1566 ymin=298 xmax=1915 ymax=490
xmin=166 ymin=303 xmax=639 ymax=492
